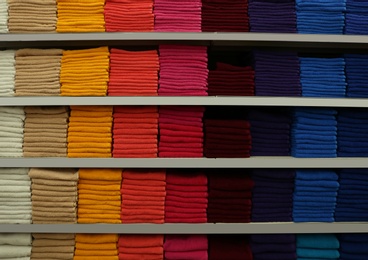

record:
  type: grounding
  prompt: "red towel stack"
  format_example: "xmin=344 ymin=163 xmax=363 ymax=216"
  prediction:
xmin=164 ymin=235 xmax=208 ymax=260
xmin=159 ymin=106 xmax=205 ymax=158
xmin=158 ymin=45 xmax=208 ymax=96
xmin=113 ymin=106 xmax=158 ymax=158
xmin=165 ymin=170 xmax=208 ymax=223
xmin=118 ymin=235 xmax=164 ymax=260
xmin=108 ymin=49 xmax=159 ymax=96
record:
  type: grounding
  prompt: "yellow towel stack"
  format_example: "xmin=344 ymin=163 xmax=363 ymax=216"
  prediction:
xmin=32 ymin=233 xmax=75 ymax=260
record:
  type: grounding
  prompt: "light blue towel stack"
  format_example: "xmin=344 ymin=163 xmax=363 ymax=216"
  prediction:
xmin=296 ymin=234 xmax=340 ymax=260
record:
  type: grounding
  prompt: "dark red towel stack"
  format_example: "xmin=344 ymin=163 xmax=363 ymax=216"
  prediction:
xmin=209 ymin=235 xmax=253 ymax=260
xmin=158 ymin=106 xmax=205 ymax=158
xmin=165 ymin=170 xmax=208 ymax=223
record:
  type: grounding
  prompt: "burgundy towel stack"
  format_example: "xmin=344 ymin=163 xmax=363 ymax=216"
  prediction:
xmin=209 ymin=235 xmax=253 ymax=260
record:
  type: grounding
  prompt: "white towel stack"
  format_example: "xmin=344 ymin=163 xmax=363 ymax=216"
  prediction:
xmin=0 ymin=0 xmax=8 ymax=33
xmin=0 ymin=50 xmax=16 ymax=96
xmin=0 ymin=233 xmax=32 ymax=260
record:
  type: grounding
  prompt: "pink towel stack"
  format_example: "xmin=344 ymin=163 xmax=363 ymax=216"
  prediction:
xmin=158 ymin=45 xmax=208 ymax=96
xmin=164 ymin=235 xmax=208 ymax=260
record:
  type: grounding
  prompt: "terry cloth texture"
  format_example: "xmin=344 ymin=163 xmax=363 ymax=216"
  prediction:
xmin=108 ymin=49 xmax=159 ymax=96
xmin=0 ymin=50 xmax=15 ymax=96
xmin=345 ymin=0 xmax=368 ymax=34
xmin=121 ymin=169 xmax=166 ymax=223
xmin=293 ymin=170 xmax=338 ymax=222
xmin=251 ymin=169 xmax=295 ymax=222
xmin=67 ymin=106 xmax=113 ymax=158
xmin=165 ymin=170 xmax=207 ymax=223
xmin=56 ymin=0 xmax=105 ymax=32
xmin=60 ymin=47 xmax=110 ymax=96
xmin=253 ymin=50 xmax=301 ymax=96
xmin=0 ymin=233 xmax=31 ymax=259
xmin=0 ymin=0 xmax=8 ymax=32
xmin=296 ymin=0 xmax=346 ymax=34
xmin=158 ymin=45 xmax=208 ymax=96
xmin=251 ymin=234 xmax=297 ymax=260
xmin=209 ymin=235 xmax=252 ymax=260
xmin=118 ymin=235 xmax=164 ymax=260
xmin=113 ymin=106 xmax=158 ymax=158
xmin=164 ymin=235 xmax=208 ymax=260
xmin=29 ymin=168 xmax=78 ymax=224
xmin=77 ymin=169 xmax=122 ymax=224
xmin=31 ymin=233 xmax=75 ymax=260
xmin=158 ymin=106 xmax=205 ymax=158
xmin=7 ymin=0 xmax=57 ymax=33
xmin=338 ymin=234 xmax=368 ymax=259
xmin=291 ymin=107 xmax=338 ymax=158
xmin=208 ymin=169 xmax=253 ymax=223
xmin=14 ymin=48 xmax=62 ymax=96
xmin=296 ymin=234 xmax=340 ymax=259
xmin=23 ymin=106 xmax=68 ymax=157
xmin=74 ymin=234 xmax=118 ymax=260
xmin=345 ymin=54 xmax=368 ymax=97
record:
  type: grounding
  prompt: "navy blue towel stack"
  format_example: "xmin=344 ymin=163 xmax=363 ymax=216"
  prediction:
xmin=345 ymin=0 xmax=368 ymax=35
xmin=338 ymin=234 xmax=368 ymax=259
xmin=299 ymin=57 xmax=346 ymax=97
xmin=291 ymin=108 xmax=337 ymax=158
xmin=296 ymin=234 xmax=340 ymax=260
xmin=250 ymin=235 xmax=297 ymax=260
xmin=296 ymin=0 xmax=346 ymax=34
xmin=335 ymin=169 xmax=368 ymax=222
xmin=253 ymin=50 xmax=301 ymax=96
xmin=293 ymin=170 xmax=339 ymax=222
xmin=345 ymin=54 xmax=368 ymax=97
xmin=251 ymin=169 xmax=295 ymax=222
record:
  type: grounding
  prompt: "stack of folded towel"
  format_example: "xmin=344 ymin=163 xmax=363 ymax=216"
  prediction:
xmin=56 ymin=0 xmax=105 ymax=32
xmin=0 ymin=168 xmax=31 ymax=224
xmin=0 ymin=107 xmax=25 ymax=157
xmin=78 ymin=169 xmax=122 ymax=224
xmin=29 ymin=168 xmax=78 ymax=224
xmin=251 ymin=235 xmax=296 ymax=260
xmin=0 ymin=234 xmax=32 ymax=259
xmin=165 ymin=170 xmax=207 ymax=223
xmin=254 ymin=50 xmax=301 ymax=96
xmin=113 ymin=106 xmax=158 ymax=158
xmin=31 ymin=233 xmax=75 ymax=260
xmin=345 ymin=0 xmax=368 ymax=34
xmin=158 ymin=45 xmax=208 ymax=96
xmin=299 ymin=56 xmax=346 ymax=97
xmin=335 ymin=169 xmax=368 ymax=221
xmin=164 ymin=235 xmax=208 ymax=260
xmin=7 ymin=0 xmax=57 ymax=33
xmin=208 ymin=170 xmax=253 ymax=223
xmin=338 ymin=234 xmax=368 ymax=259
xmin=296 ymin=0 xmax=346 ymax=34
xmin=68 ymin=106 xmax=113 ymax=158
xmin=23 ymin=106 xmax=68 ymax=157
xmin=345 ymin=54 xmax=368 ymax=97
xmin=159 ymin=106 xmax=204 ymax=157
xmin=74 ymin=234 xmax=119 ymax=260
xmin=121 ymin=169 xmax=166 ymax=223
xmin=118 ymin=235 xmax=164 ymax=260
xmin=60 ymin=47 xmax=109 ymax=96
xmin=14 ymin=48 xmax=62 ymax=96
xmin=209 ymin=235 xmax=252 ymax=260
xmin=0 ymin=0 xmax=8 ymax=32
xmin=108 ymin=49 xmax=159 ymax=96
xmin=296 ymin=234 xmax=340 ymax=260
xmin=291 ymin=108 xmax=337 ymax=158
xmin=0 ymin=50 xmax=15 ymax=96
xmin=251 ymin=169 xmax=295 ymax=222
xmin=293 ymin=170 xmax=339 ymax=222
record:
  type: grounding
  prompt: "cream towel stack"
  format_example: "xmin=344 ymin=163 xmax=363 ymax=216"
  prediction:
xmin=0 ymin=0 xmax=8 ymax=32
xmin=0 ymin=50 xmax=16 ymax=96
xmin=31 ymin=233 xmax=75 ymax=260
xmin=0 ymin=233 xmax=32 ymax=259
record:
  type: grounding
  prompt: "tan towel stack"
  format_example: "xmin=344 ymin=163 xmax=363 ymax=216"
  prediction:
xmin=32 ymin=233 xmax=75 ymax=260
xmin=23 ymin=106 xmax=69 ymax=157
xmin=15 ymin=48 xmax=63 ymax=96
xmin=7 ymin=0 xmax=57 ymax=33
xmin=29 ymin=168 xmax=78 ymax=224
xmin=0 ymin=50 xmax=15 ymax=97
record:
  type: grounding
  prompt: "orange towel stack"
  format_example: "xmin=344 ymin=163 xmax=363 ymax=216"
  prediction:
xmin=77 ymin=169 xmax=122 ymax=224
xmin=68 ymin=106 xmax=113 ymax=158
xmin=121 ymin=169 xmax=166 ymax=223
xmin=74 ymin=234 xmax=119 ymax=260
xmin=113 ymin=106 xmax=158 ymax=158
xmin=118 ymin=235 xmax=164 ymax=260
xmin=108 ymin=49 xmax=159 ymax=96
xmin=60 ymin=47 xmax=109 ymax=96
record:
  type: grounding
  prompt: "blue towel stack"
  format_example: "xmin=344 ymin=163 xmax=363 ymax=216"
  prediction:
xmin=251 ymin=234 xmax=297 ymax=260
xmin=293 ymin=170 xmax=339 ymax=222
xmin=296 ymin=234 xmax=340 ymax=260
xmin=345 ymin=0 xmax=368 ymax=34
xmin=296 ymin=0 xmax=346 ymax=34
xmin=291 ymin=108 xmax=338 ymax=158
xmin=299 ymin=57 xmax=346 ymax=97
xmin=335 ymin=169 xmax=368 ymax=222
xmin=338 ymin=234 xmax=368 ymax=260
xmin=345 ymin=54 xmax=368 ymax=97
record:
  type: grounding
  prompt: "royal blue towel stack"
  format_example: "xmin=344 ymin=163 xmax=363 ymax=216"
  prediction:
xmin=296 ymin=0 xmax=346 ymax=34
xmin=250 ymin=234 xmax=297 ymax=260
xmin=253 ymin=50 xmax=301 ymax=96
xmin=335 ymin=169 xmax=368 ymax=222
xmin=345 ymin=0 xmax=368 ymax=35
xmin=299 ymin=57 xmax=346 ymax=97
xmin=345 ymin=54 xmax=368 ymax=97
xmin=293 ymin=170 xmax=339 ymax=222
xmin=251 ymin=169 xmax=295 ymax=222
xmin=291 ymin=108 xmax=337 ymax=158
xmin=338 ymin=234 xmax=368 ymax=259
xmin=296 ymin=234 xmax=340 ymax=260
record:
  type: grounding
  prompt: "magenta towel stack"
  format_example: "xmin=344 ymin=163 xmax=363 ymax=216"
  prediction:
xmin=164 ymin=235 xmax=208 ymax=260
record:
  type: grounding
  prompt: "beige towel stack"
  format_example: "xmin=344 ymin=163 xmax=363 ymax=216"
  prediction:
xmin=29 ymin=168 xmax=78 ymax=224
xmin=0 ymin=0 xmax=8 ymax=32
xmin=7 ymin=0 xmax=57 ymax=33
xmin=15 ymin=48 xmax=63 ymax=96
xmin=31 ymin=233 xmax=75 ymax=260
xmin=0 ymin=233 xmax=32 ymax=259
xmin=0 ymin=50 xmax=15 ymax=97
xmin=23 ymin=106 xmax=69 ymax=157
